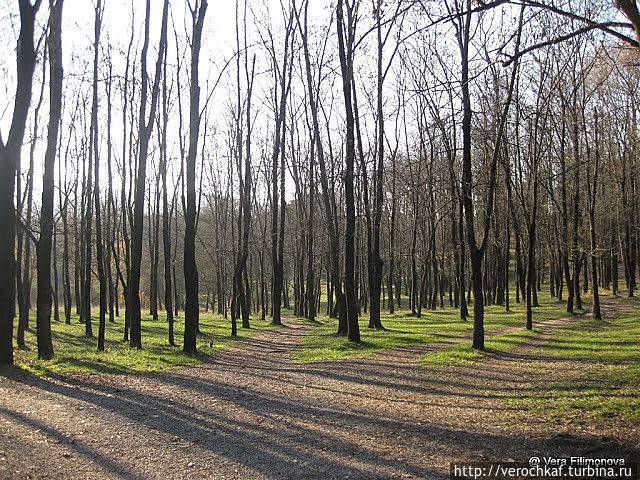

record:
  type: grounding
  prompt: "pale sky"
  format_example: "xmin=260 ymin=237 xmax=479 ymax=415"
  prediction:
xmin=0 ymin=0 xmax=335 ymax=201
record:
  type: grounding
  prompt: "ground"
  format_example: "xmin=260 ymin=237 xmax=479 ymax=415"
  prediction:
xmin=0 ymin=294 xmax=638 ymax=479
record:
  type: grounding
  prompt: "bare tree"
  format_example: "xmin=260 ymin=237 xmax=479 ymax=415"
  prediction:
xmin=0 ymin=0 xmax=42 ymax=364
xmin=183 ymin=0 xmax=208 ymax=354
xmin=453 ymin=0 xmax=522 ymax=349
xmin=91 ymin=0 xmax=107 ymax=351
xmin=35 ymin=0 xmax=65 ymax=359
xmin=128 ymin=0 xmax=169 ymax=349
xmin=586 ymin=109 xmax=602 ymax=319
xmin=159 ymin=33 xmax=175 ymax=345
xmin=336 ymin=0 xmax=360 ymax=342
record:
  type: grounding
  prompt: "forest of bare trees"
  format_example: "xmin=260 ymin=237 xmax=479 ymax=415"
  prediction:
xmin=1 ymin=0 xmax=640 ymax=365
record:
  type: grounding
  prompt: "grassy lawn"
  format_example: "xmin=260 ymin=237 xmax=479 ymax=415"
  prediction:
xmin=419 ymin=291 xmax=580 ymax=368
xmin=420 ymin=328 xmax=539 ymax=368
xmin=294 ymin=289 xmax=567 ymax=363
xmin=506 ymin=300 xmax=640 ymax=421
xmin=409 ymin=289 xmax=640 ymax=422
xmin=10 ymin=309 xmax=272 ymax=376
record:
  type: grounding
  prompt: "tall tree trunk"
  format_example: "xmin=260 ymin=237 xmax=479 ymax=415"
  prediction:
xmin=18 ymin=54 xmax=45 ymax=347
xmin=458 ymin=202 xmax=468 ymax=318
xmin=18 ymin=137 xmax=35 ymax=347
xmin=505 ymin=218 xmax=510 ymax=311
xmin=128 ymin=0 xmax=169 ymax=349
xmin=160 ymin=43 xmax=174 ymax=346
xmin=183 ymin=0 xmax=207 ymax=354
xmin=336 ymin=0 xmax=360 ymax=342
xmin=587 ymin=111 xmax=601 ymax=319
xmin=305 ymin=87 xmax=316 ymax=323
xmin=119 ymin=12 xmax=134 ymax=339
xmin=0 ymin=0 xmax=41 ymax=364
xmin=559 ymin=108 xmax=574 ymax=313
xmin=459 ymin=0 xmax=486 ymax=349
xmin=60 ymin=151 xmax=72 ymax=324
xmin=368 ymin=0 xmax=389 ymax=330
xmin=269 ymin=9 xmax=294 ymax=327
xmin=91 ymin=0 xmax=107 ymax=351
xmin=525 ymin=188 xmax=538 ymax=330
xmin=105 ymin=56 xmax=116 ymax=324
xmin=149 ymin=183 xmax=160 ymax=321
xmin=36 ymin=0 xmax=64 ymax=359
xmin=388 ymin=151 xmax=397 ymax=314
xmin=53 ymin=224 xmax=60 ymax=323
xmin=73 ymin=177 xmax=81 ymax=316
xmin=459 ymin=0 xmax=522 ymax=349
xmin=81 ymin=148 xmax=93 ymax=337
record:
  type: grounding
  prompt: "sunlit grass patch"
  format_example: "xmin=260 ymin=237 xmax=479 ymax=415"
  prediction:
xmin=10 ymin=309 xmax=268 ymax=375
xmin=421 ymin=329 xmax=539 ymax=368
xmin=294 ymin=289 xmax=563 ymax=363
xmin=293 ymin=325 xmax=446 ymax=363
xmin=508 ymin=364 xmax=640 ymax=421
xmin=506 ymin=304 xmax=640 ymax=421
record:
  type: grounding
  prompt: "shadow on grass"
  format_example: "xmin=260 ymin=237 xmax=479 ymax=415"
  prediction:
xmin=2 ymin=307 xmax=639 ymax=479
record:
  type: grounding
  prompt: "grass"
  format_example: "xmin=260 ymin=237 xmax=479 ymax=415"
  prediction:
xmin=407 ymin=289 xmax=639 ymax=421
xmin=510 ymin=365 xmax=640 ymax=422
xmin=294 ymin=289 xmax=567 ymax=363
xmin=506 ymin=303 xmax=640 ymax=421
xmin=9 ymin=309 xmax=272 ymax=376
xmin=418 ymin=289 xmax=587 ymax=368
xmin=421 ymin=328 xmax=539 ymax=368
xmin=409 ymin=289 xmax=639 ymax=422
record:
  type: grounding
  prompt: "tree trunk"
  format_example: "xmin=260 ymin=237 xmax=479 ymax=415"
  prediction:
xmin=0 ymin=0 xmax=41 ymax=364
xmin=336 ymin=0 xmax=360 ymax=342
xmin=587 ymin=111 xmax=601 ymax=319
xmin=183 ymin=0 xmax=207 ymax=354
xmin=36 ymin=0 xmax=64 ymax=359
xmin=128 ymin=0 xmax=169 ymax=349
xmin=160 ymin=42 xmax=174 ymax=346
xmin=90 ymin=0 xmax=107 ymax=352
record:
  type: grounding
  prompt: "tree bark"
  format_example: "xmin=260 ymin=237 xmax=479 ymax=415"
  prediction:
xmin=0 ymin=0 xmax=42 ymax=364
xmin=183 ymin=0 xmax=207 ymax=354
xmin=587 ymin=111 xmax=601 ymax=319
xmin=36 ymin=0 xmax=64 ymax=359
xmin=159 ymin=41 xmax=174 ymax=346
xmin=89 ymin=0 xmax=107 ymax=351
xmin=336 ymin=0 xmax=360 ymax=342
xmin=128 ymin=0 xmax=169 ymax=349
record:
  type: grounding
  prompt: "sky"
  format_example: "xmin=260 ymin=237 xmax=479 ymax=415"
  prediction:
xmin=2 ymin=0 xmax=621 ymax=204
xmin=0 ymin=0 xmax=336 ymax=202
xmin=0 ymin=0 xmax=331 ymax=139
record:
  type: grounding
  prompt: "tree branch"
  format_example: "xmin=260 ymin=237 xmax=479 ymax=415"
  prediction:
xmin=504 ymin=22 xmax=638 ymax=66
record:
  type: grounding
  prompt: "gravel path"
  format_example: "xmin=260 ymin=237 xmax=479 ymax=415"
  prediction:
xmin=1 ymin=302 xmax=638 ymax=479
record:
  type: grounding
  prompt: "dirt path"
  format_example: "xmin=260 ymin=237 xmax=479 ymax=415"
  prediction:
xmin=1 ymin=301 xmax=638 ymax=479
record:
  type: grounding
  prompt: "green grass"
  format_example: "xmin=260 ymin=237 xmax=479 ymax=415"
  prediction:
xmin=510 ymin=365 xmax=640 ymax=422
xmin=407 ymin=289 xmax=639 ymax=421
xmin=9 ymin=309 xmax=271 ymax=376
xmin=417 ymin=289 xmax=588 ymax=368
xmin=421 ymin=328 xmax=539 ymax=368
xmin=294 ymin=289 xmax=567 ymax=363
xmin=506 ymin=304 xmax=640 ymax=421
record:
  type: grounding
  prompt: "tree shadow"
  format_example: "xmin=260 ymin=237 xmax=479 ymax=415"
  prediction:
xmin=2 ymin=308 xmax=639 ymax=479
xmin=4 ymin=369 xmax=446 ymax=479
xmin=0 ymin=405 xmax=139 ymax=479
